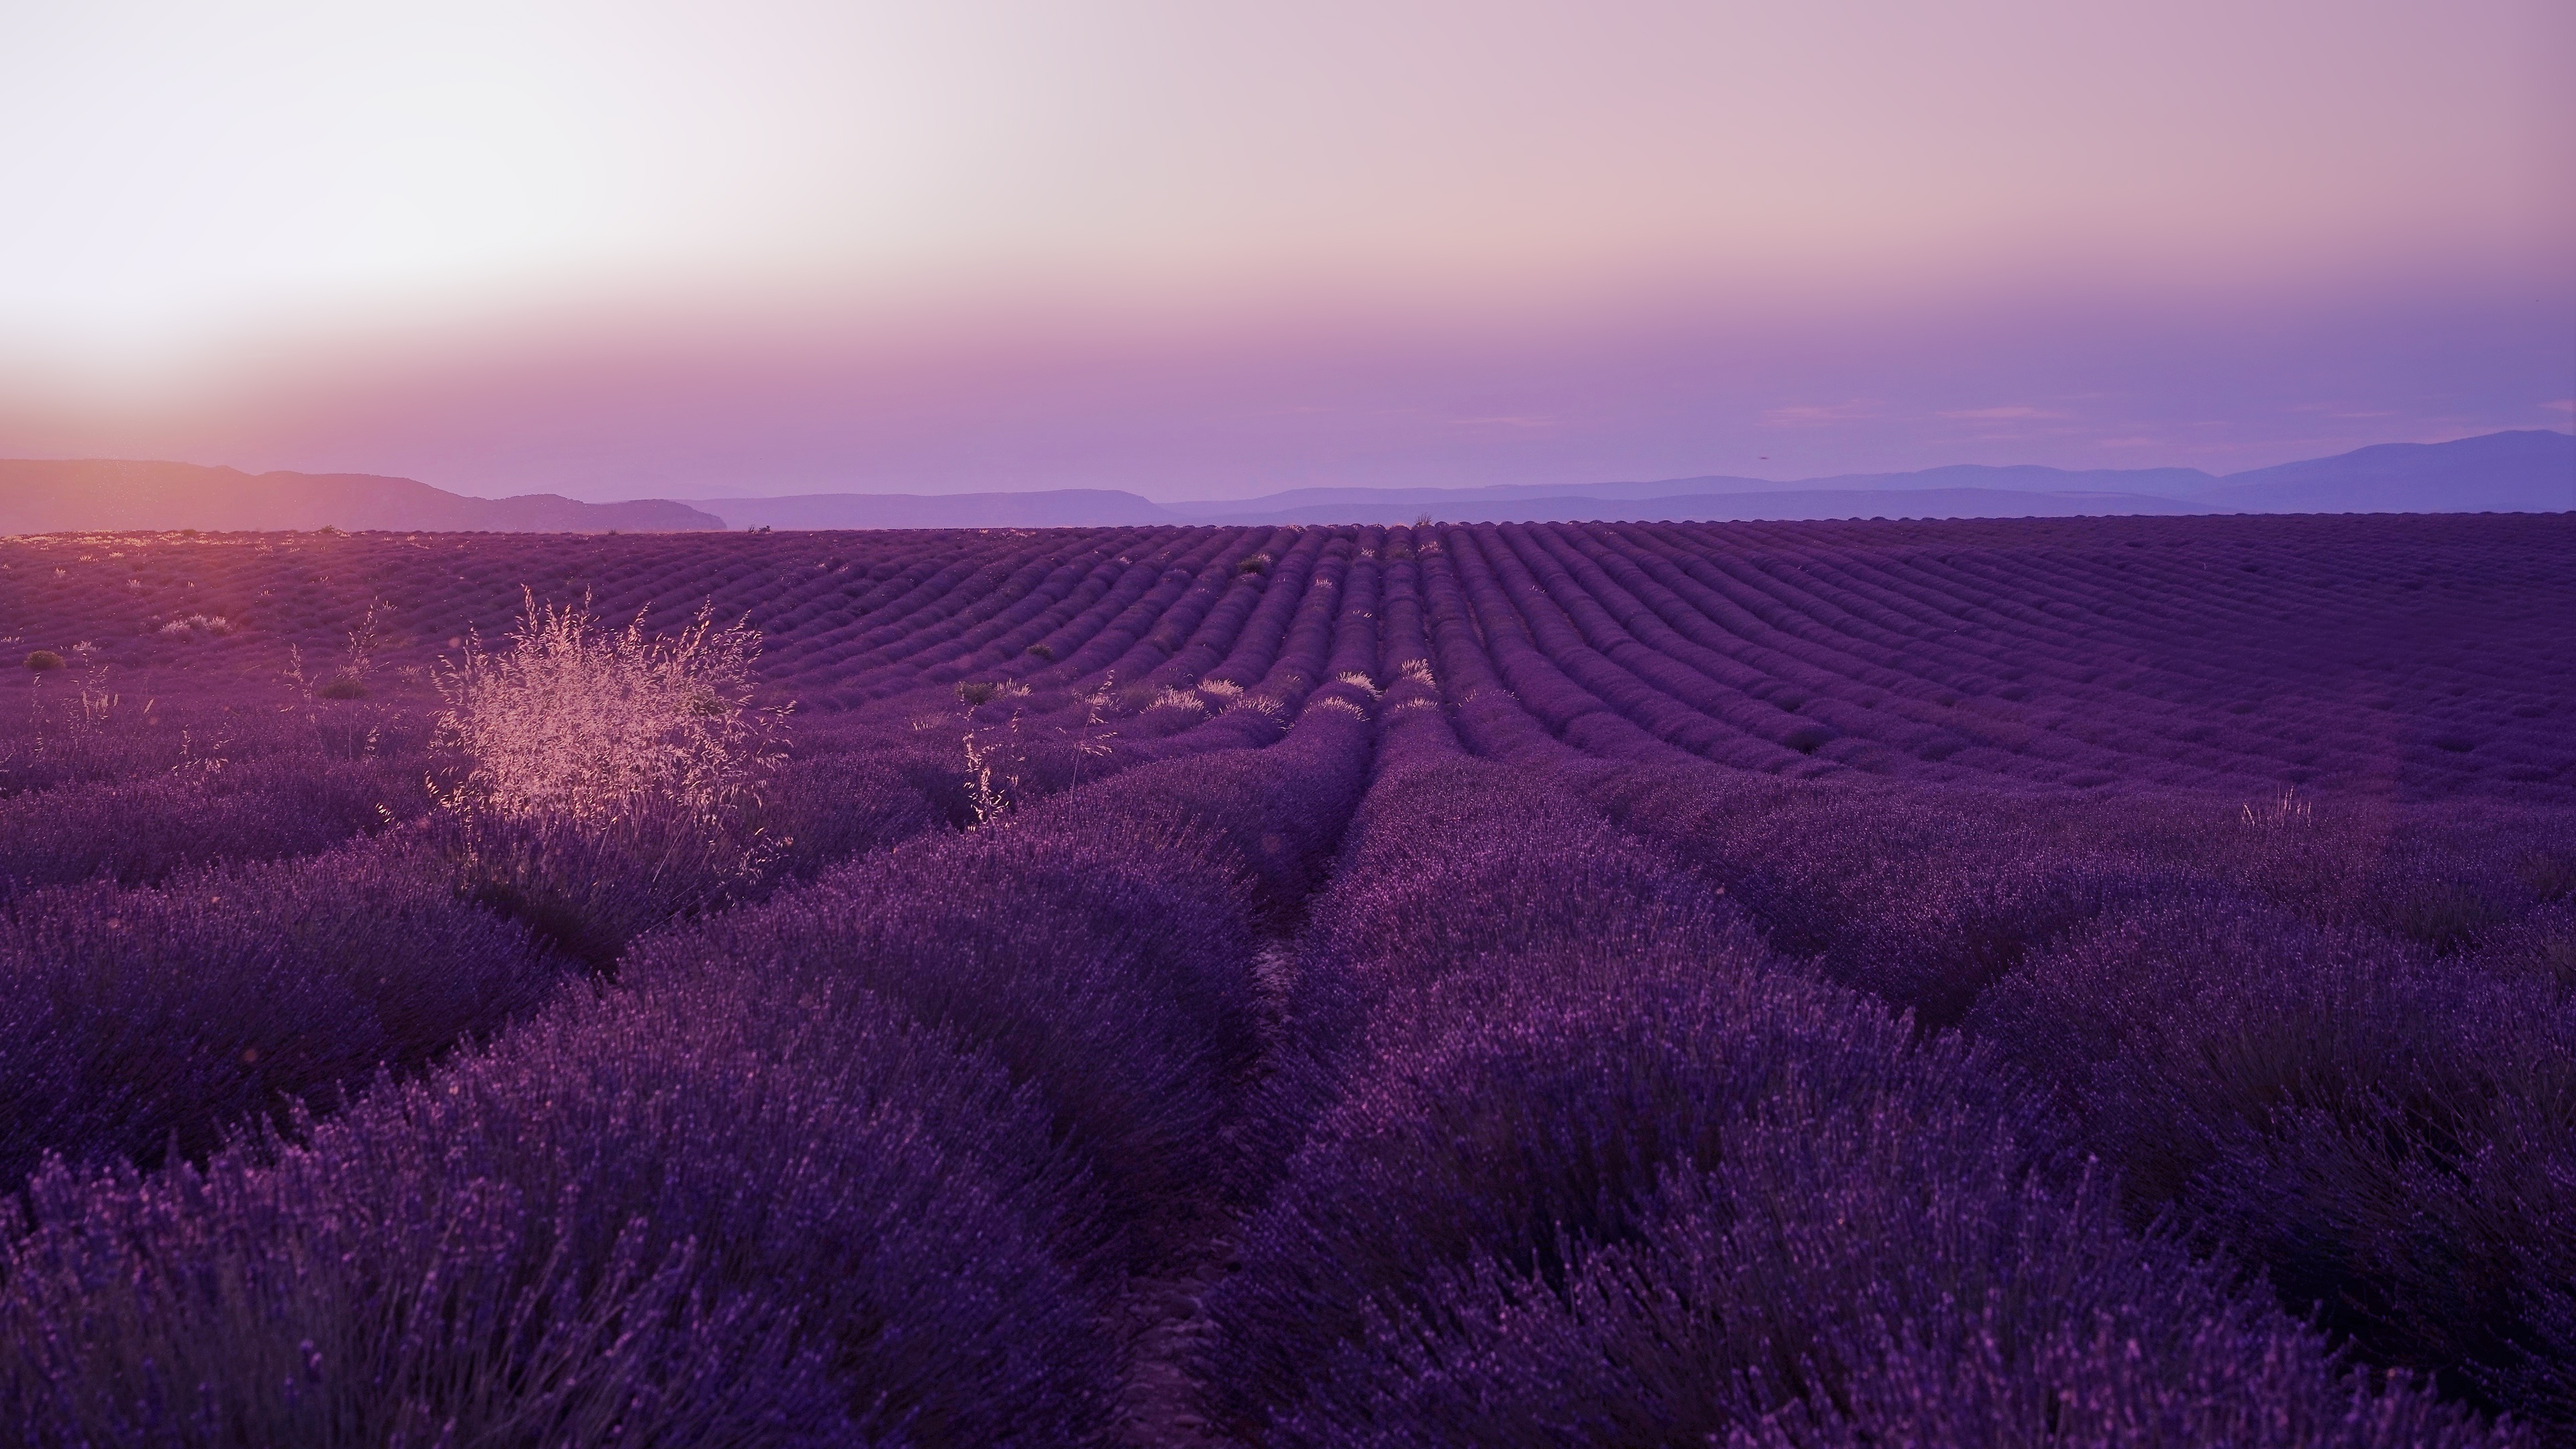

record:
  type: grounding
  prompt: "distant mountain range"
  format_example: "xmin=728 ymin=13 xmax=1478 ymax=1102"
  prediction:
xmin=0 ymin=460 xmax=722 ymax=534
xmin=5 ymin=431 xmax=2567 ymax=535
xmin=686 ymin=430 xmax=2573 ymax=529
xmin=686 ymin=488 xmax=1179 ymax=530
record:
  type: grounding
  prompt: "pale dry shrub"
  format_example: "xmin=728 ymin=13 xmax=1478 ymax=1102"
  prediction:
xmin=430 ymin=593 xmax=788 ymax=962
xmin=435 ymin=592 xmax=782 ymax=826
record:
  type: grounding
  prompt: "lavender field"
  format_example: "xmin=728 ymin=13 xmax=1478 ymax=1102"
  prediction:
xmin=1 ymin=512 xmax=2571 ymax=1447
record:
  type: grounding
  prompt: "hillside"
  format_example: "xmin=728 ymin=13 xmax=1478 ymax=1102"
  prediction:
xmin=7 ymin=431 xmax=2567 ymax=533
xmin=2193 ymin=429 xmax=2575 ymax=513
xmin=674 ymin=430 xmax=2571 ymax=529
xmin=688 ymin=488 xmax=1177 ymax=530
xmin=1161 ymin=463 xmax=2232 ymax=515
xmin=1184 ymin=485 xmax=2212 ymax=527
xmin=0 ymin=459 xmax=723 ymax=535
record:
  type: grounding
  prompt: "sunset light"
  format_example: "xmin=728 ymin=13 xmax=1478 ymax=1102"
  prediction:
xmin=4 ymin=1 xmax=2567 ymax=492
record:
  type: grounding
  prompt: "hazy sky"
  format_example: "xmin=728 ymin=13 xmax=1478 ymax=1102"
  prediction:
xmin=3 ymin=1 xmax=2569 ymax=499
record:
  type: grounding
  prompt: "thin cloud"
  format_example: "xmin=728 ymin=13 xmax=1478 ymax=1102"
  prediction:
xmin=1239 ymin=403 xmax=1423 ymax=420
xmin=2544 ymin=399 xmax=2576 ymax=415
xmin=1761 ymin=401 xmax=1880 ymax=426
xmin=1936 ymin=405 xmax=2068 ymax=421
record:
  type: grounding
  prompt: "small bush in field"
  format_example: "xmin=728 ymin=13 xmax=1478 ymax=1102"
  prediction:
xmin=155 ymin=614 xmax=232 ymax=639
xmin=22 ymin=651 xmax=62 ymax=672
xmin=957 ymin=680 xmax=1001 ymax=705
xmin=431 ymin=592 xmax=787 ymax=961
xmin=315 ymin=675 xmax=368 ymax=700
xmin=0 ymin=845 xmax=557 ymax=1191
xmin=437 ymin=592 xmax=781 ymax=824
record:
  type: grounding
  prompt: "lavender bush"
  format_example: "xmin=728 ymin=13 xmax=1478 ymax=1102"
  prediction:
xmin=1969 ymin=892 xmax=2576 ymax=1428
xmin=1273 ymin=1114 xmax=2506 ymax=1449
xmin=0 ymin=974 xmax=1115 ymax=1445
xmin=625 ymin=816 xmax=1265 ymax=1265
xmin=0 ymin=753 xmax=427 ymax=898
xmin=0 ymin=842 xmax=559 ymax=1192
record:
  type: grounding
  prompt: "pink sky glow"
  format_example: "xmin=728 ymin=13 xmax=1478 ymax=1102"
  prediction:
xmin=3 ymin=1 xmax=2569 ymax=498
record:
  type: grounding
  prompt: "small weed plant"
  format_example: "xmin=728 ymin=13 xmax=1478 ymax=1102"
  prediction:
xmin=961 ymin=715 xmax=1029 ymax=828
xmin=316 ymin=599 xmax=386 ymax=699
xmin=2241 ymin=786 xmax=2313 ymax=830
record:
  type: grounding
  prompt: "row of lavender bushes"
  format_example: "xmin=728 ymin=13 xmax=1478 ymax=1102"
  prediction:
xmin=1367 ymin=537 xmax=2575 ymax=1435
xmin=1 ymin=524 xmax=2565 ymax=1442
xmin=1355 ymin=539 xmax=2574 ymax=1438
xmin=0 ymin=569 xmax=1397 ymax=1444
xmin=0 ymin=765 xmax=1374 ymax=1442
xmin=1192 ymin=602 xmax=2532 ymax=1444
xmin=0 ymin=528 xmax=1389 ymax=1221
xmin=1572 ymin=761 xmax=2576 ymax=1434
xmin=0 ymin=729 xmax=979 ymax=1190
xmin=1413 ymin=517 xmax=2567 ymax=799
xmin=0 ymin=599 xmax=990 ymax=1221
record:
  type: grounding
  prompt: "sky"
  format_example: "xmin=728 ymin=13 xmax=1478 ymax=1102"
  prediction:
xmin=2 ymin=0 xmax=2569 ymax=501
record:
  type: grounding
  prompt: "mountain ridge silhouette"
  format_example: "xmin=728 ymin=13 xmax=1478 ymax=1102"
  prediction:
xmin=5 ymin=431 xmax=2565 ymax=533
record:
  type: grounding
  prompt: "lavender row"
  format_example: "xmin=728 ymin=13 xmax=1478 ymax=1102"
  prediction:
xmin=0 ymin=552 xmax=1395 ymax=1443
xmin=1200 ymin=706 xmax=2503 ymax=1442
xmin=1578 ymin=755 xmax=2575 ymax=1432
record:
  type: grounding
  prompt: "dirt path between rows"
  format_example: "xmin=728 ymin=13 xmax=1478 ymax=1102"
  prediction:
xmin=1112 ymin=1235 xmax=1239 ymax=1446
xmin=1111 ymin=936 xmax=1309 ymax=1444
